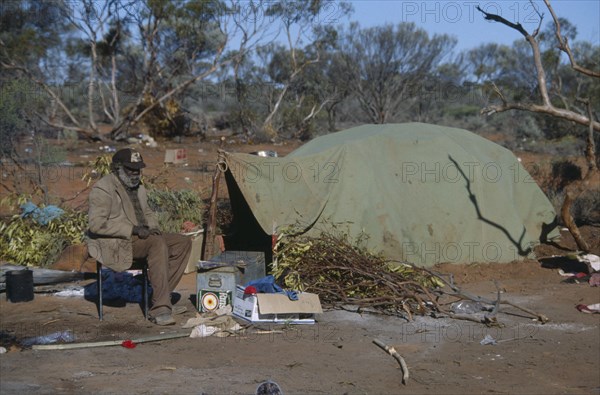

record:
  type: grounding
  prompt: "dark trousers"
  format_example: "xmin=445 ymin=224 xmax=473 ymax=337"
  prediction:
xmin=132 ymin=233 xmax=191 ymax=316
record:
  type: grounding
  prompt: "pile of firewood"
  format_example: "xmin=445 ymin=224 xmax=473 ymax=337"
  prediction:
xmin=272 ymin=229 xmax=444 ymax=319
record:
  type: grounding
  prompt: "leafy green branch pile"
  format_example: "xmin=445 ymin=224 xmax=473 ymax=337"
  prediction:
xmin=0 ymin=203 xmax=87 ymax=267
xmin=273 ymin=230 xmax=445 ymax=319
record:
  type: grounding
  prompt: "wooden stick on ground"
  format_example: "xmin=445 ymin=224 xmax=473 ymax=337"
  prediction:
xmin=373 ymin=338 xmax=409 ymax=385
xmin=32 ymin=332 xmax=190 ymax=351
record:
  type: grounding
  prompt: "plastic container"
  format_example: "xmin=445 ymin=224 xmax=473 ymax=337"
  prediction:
xmin=6 ymin=270 xmax=34 ymax=303
xmin=451 ymin=300 xmax=484 ymax=314
xmin=21 ymin=330 xmax=75 ymax=347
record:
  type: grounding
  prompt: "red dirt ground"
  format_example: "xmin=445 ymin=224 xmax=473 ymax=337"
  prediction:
xmin=1 ymin=136 xmax=599 ymax=395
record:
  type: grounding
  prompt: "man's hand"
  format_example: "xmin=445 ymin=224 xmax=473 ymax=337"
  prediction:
xmin=132 ymin=225 xmax=150 ymax=239
xmin=149 ymin=228 xmax=161 ymax=236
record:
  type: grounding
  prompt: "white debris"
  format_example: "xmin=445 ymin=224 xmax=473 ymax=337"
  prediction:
xmin=480 ymin=334 xmax=497 ymax=346
xmin=54 ymin=287 xmax=85 ymax=297
xmin=578 ymin=254 xmax=600 ymax=272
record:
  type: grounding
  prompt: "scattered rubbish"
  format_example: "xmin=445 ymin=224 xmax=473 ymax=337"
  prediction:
xmin=576 ymin=304 xmax=600 ymax=314
xmin=578 ymin=254 xmax=600 ymax=272
xmin=0 ymin=347 xmax=7 ymax=354
xmin=590 ymin=273 xmax=600 ymax=287
xmin=246 ymin=275 xmax=299 ymax=301
xmin=561 ymin=273 xmax=591 ymax=284
xmin=184 ymin=314 xmax=243 ymax=338
xmin=250 ymin=150 xmax=278 ymax=157
xmin=480 ymin=334 xmax=497 ymax=345
xmin=164 ymin=148 xmax=187 ymax=164
xmin=190 ymin=325 xmax=218 ymax=338
xmin=373 ymin=338 xmax=409 ymax=385
xmin=233 ymin=284 xmax=322 ymax=324
xmin=54 ymin=287 xmax=85 ymax=297
xmin=140 ymin=134 xmax=158 ymax=148
xmin=21 ymin=330 xmax=76 ymax=347
xmin=99 ymin=145 xmax=116 ymax=153
xmin=558 ymin=269 xmax=578 ymax=277
xmin=121 ymin=340 xmax=137 ymax=349
xmin=451 ymin=300 xmax=486 ymax=314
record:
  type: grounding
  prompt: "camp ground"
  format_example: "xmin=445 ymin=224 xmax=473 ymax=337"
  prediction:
xmin=2 ymin=121 xmax=599 ymax=394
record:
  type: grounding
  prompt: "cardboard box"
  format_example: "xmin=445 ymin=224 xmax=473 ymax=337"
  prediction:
xmin=164 ymin=148 xmax=187 ymax=164
xmin=198 ymin=289 xmax=232 ymax=313
xmin=232 ymin=285 xmax=323 ymax=324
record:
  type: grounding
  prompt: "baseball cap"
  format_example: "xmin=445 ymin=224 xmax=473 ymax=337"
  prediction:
xmin=112 ymin=148 xmax=146 ymax=170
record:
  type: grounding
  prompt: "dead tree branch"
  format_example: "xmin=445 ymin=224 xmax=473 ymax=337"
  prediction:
xmin=543 ymin=0 xmax=600 ymax=78
xmin=373 ymin=339 xmax=409 ymax=385
xmin=476 ymin=3 xmax=600 ymax=132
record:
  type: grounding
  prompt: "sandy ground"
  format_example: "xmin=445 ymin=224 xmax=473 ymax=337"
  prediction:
xmin=1 ymin=227 xmax=599 ymax=395
xmin=1 ymin=136 xmax=599 ymax=394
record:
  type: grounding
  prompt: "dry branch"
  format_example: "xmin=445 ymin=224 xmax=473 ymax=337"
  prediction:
xmin=476 ymin=2 xmax=600 ymax=132
xmin=373 ymin=338 xmax=409 ymax=385
xmin=274 ymin=231 xmax=443 ymax=319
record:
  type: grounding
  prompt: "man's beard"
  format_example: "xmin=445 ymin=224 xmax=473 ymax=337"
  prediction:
xmin=117 ymin=167 xmax=141 ymax=188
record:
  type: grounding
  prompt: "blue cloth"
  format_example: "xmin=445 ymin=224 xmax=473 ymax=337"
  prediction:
xmin=20 ymin=202 xmax=64 ymax=225
xmin=245 ymin=275 xmax=298 ymax=301
xmin=84 ymin=269 xmax=152 ymax=303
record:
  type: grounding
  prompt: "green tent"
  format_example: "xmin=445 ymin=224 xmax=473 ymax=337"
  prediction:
xmin=223 ymin=123 xmax=558 ymax=266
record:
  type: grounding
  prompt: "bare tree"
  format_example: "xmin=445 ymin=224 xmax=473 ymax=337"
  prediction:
xmin=477 ymin=0 xmax=599 ymax=252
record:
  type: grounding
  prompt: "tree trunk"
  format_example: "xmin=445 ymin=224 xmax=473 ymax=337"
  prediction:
xmin=327 ymin=106 xmax=336 ymax=132
xmin=88 ymin=41 xmax=98 ymax=132
xmin=560 ymin=179 xmax=591 ymax=252
xmin=111 ymin=52 xmax=120 ymax=125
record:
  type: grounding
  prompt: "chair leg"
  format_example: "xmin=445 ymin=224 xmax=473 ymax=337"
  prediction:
xmin=142 ymin=264 xmax=149 ymax=320
xmin=97 ymin=261 xmax=103 ymax=321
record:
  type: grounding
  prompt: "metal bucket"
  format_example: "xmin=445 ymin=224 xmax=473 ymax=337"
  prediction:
xmin=6 ymin=270 xmax=34 ymax=303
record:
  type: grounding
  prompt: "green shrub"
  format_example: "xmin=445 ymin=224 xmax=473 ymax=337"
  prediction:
xmin=147 ymin=189 xmax=204 ymax=233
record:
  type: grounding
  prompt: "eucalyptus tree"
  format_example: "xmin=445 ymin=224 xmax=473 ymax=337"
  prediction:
xmin=337 ymin=22 xmax=457 ymax=124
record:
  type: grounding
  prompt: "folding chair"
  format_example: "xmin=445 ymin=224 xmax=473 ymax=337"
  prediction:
xmin=96 ymin=261 xmax=150 ymax=321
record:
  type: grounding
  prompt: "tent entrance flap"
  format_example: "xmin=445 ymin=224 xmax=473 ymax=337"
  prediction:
xmin=223 ymin=170 xmax=272 ymax=263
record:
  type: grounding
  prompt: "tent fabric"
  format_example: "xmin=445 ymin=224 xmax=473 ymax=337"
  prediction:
xmin=223 ymin=123 xmax=558 ymax=266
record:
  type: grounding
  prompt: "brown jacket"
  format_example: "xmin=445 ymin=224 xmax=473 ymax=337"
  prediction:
xmin=87 ymin=173 xmax=159 ymax=271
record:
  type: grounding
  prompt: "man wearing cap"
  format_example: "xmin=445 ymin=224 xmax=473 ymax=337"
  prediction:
xmin=87 ymin=148 xmax=192 ymax=325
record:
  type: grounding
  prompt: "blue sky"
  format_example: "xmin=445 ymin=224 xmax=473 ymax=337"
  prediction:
xmin=346 ymin=0 xmax=600 ymax=51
